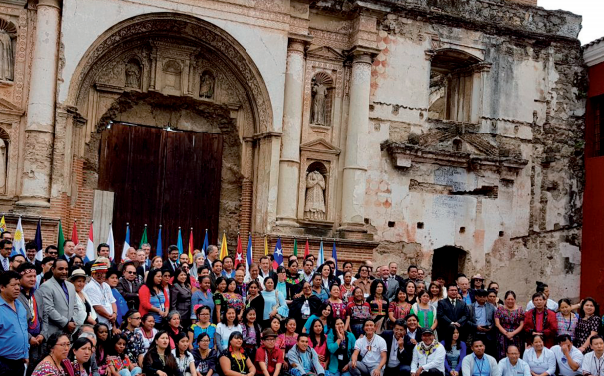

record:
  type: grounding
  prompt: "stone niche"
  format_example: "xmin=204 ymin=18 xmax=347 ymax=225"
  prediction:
xmin=150 ymin=40 xmax=199 ymax=97
xmin=297 ymin=139 xmax=340 ymax=225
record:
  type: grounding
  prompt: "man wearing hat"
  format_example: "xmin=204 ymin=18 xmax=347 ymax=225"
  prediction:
xmin=256 ymin=329 xmax=284 ymax=376
xmin=468 ymin=289 xmax=496 ymax=357
xmin=83 ymin=257 xmax=118 ymax=332
xmin=410 ymin=329 xmax=446 ymax=376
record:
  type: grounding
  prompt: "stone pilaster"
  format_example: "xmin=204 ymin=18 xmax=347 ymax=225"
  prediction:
xmin=18 ymin=0 xmax=61 ymax=207
xmin=340 ymin=49 xmax=376 ymax=229
xmin=276 ymin=35 xmax=312 ymax=227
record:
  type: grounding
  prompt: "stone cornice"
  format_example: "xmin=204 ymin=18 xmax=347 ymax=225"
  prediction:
xmin=584 ymin=39 xmax=604 ymax=67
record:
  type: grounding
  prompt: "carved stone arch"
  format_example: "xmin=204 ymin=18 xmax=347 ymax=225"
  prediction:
xmin=66 ymin=12 xmax=273 ymax=136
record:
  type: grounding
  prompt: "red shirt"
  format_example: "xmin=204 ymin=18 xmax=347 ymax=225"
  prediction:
xmin=255 ymin=345 xmax=284 ymax=375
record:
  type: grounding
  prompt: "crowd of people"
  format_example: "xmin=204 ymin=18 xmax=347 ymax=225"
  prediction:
xmin=0 ymin=235 xmax=602 ymax=376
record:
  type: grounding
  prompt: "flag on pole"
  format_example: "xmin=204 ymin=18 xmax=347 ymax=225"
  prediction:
xmin=234 ymin=233 xmax=243 ymax=268
xmin=304 ymin=238 xmax=309 ymax=258
xmin=71 ymin=221 xmax=79 ymax=245
xmin=107 ymin=223 xmax=115 ymax=260
xmin=121 ymin=223 xmax=130 ymax=261
xmin=0 ymin=215 xmax=6 ymax=233
xmin=317 ymin=238 xmax=324 ymax=265
xmin=188 ymin=228 xmax=194 ymax=263
xmin=293 ymin=239 xmax=298 ymax=257
xmin=219 ymin=231 xmax=228 ymax=259
xmin=264 ymin=235 xmax=268 ymax=256
xmin=245 ymin=233 xmax=252 ymax=279
xmin=140 ymin=225 xmax=148 ymax=248
xmin=57 ymin=220 xmax=65 ymax=257
xmin=177 ymin=227 xmax=184 ymax=256
xmin=331 ymin=240 xmax=337 ymax=271
xmin=86 ymin=221 xmax=95 ymax=261
xmin=12 ymin=216 xmax=25 ymax=257
xmin=156 ymin=225 xmax=163 ymax=259
xmin=272 ymin=238 xmax=283 ymax=269
xmin=34 ymin=218 xmax=43 ymax=261
xmin=202 ymin=229 xmax=209 ymax=257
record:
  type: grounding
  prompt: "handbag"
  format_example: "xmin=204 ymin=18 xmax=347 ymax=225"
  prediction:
xmin=273 ymin=290 xmax=289 ymax=320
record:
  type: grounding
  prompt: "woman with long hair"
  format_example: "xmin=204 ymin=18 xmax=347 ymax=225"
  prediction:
xmin=303 ymin=302 xmax=333 ymax=334
xmin=428 ymin=282 xmax=442 ymax=309
xmin=495 ymin=290 xmax=525 ymax=359
xmin=311 ymin=273 xmax=329 ymax=302
xmin=189 ymin=305 xmax=217 ymax=350
xmin=216 ymin=307 xmax=243 ymax=352
xmin=94 ymin=323 xmax=110 ymax=375
xmin=326 ymin=317 xmax=356 ymax=376
xmin=344 ymin=287 xmax=371 ymax=338
xmin=276 ymin=318 xmax=298 ymax=355
xmin=32 ymin=332 xmax=71 ymax=376
xmin=68 ymin=337 xmax=93 ymax=376
xmin=244 ymin=281 xmax=264 ymax=320
xmin=68 ymin=256 xmax=85 ymax=274
xmin=192 ymin=333 xmax=218 ymax=376
xmin=269 ymin=317 xmax=282 ymax=335
xmin=410 ymin=290 xmax=438 ymax=339
xmin=404 ymin=280 xmax=417 ymax=305
xmin=440 ymin=327 xmax=466 ymax=376
xmin=286 ymin=260 xmax=302 ymax=286
xmin=275 ymin=266 xmax=291 ymax=303
xmin=574 ymin=297 xmax=600 ymax=353
xmin=219 ymin=332 xmax=256 ymax=376
xmin=289 ymin=281 xmax=322 ymax=331
xmin=317 ymin=263 xmax=336 ymax=290
xmin=241 ymin=307 xmax=262 ymax=359
xmin=223 ymin=278 xmax=244 ymax=321
xmin=165 ymin=311 xmax=184 ymax=350
xmin=134 ymin=314 xmax=157 ymax=354
xmin=142 ymin=331 xmax=180 ymax=376
xmin=309 ymin=319 xmax=329 ymax=369
xmin=120 ymin=309 xmax=146 ymax=368
xmin=171 ymin=332 xmax=196 ymax=376
xmin=139 ymin=269 xmax=169 ymax=325
xmin=213 ymin=277 xmax=228 ymax=324
xmin=367 ymin=279 xmax=387 ymax=332
xmin=487 ymin=282 xmax=504 ymax=306
xmin=327 ymin=284 xmax=346 ymax=321
xmin=170 ymin=268 xmax=193 ymax=329
xmin=260 ymin=277 xmax=287 ymax=327
xmin=555 ymin=298 xmax=578 ymax=341
xmin=106 ymin=269 xmax=129 ymax=328
xmin=106 ymin=334 xmax=142 ymax=376
xmin=388 ymin=288 xmax=411 ymax=327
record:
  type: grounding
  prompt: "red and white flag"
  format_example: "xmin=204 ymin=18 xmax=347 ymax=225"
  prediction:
xmin=234 ymin=233 xmax=243 ymax=268
xmin=72 ymin=220 xmax=79 ymax=245
xmin=304 ymin=239 xmax=310 ymax=258
xmin=86 ymin=221 xmax=95 ymax=261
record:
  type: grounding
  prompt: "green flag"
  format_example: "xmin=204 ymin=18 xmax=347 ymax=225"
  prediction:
xmin=140 ymin=225 xmax=148 ymax=247
xmin=57 ymin=220 xmax=65 ymax=256
xmin=293 ymin=238 xmax=298 ymax=256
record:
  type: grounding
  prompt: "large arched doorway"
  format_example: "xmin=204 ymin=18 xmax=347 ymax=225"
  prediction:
xmin=431 ymin=246 xmax=467 ymax=285
xmin=64 ymin=13 xmax=273 ymax=256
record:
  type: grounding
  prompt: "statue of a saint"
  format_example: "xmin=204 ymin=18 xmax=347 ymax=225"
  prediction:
xmin=125 ymin=61 xmax=141 ymax=89
xmin=304 ymin=170 xmax=326 ymax=220
xmin=200 ymin=72 xmax=215 ymax=99
xmin=0 ymin=30 xmax=14 ymax=81
xmin=311 ymin=82 xmax=328 ymax=125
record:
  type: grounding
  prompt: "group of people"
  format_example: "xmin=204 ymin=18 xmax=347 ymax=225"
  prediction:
xmin=1 ymin=236 xmax=602 ymax=376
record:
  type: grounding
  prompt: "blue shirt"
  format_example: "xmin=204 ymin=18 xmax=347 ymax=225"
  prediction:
xmin=473 ymin=355 xmax=491 ymax=376
xmin=474 ymin=303 xmax=486 ymax=326
xmin=191 ymin=290 xmax=215 ymax=320
xmin=0 ymin=296 xmax=29 ymax=359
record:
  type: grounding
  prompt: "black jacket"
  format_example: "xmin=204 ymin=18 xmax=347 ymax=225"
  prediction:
xmin=436 ymin=298 xmax=469 ymax=338
xmin=382 ymin=330 xmax=412 ymax=366
xmin=116 ymin=277 xmax=142 ymax=310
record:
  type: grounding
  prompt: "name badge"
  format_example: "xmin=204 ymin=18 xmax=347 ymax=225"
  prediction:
xmin=338 ymin=355 xmax=344 ymax=360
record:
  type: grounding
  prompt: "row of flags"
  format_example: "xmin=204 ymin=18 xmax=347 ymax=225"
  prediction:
xmin=1 ymin=216 xmax=339 ymax=269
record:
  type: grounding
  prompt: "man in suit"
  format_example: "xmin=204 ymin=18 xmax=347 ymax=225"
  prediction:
xmin=379 ymin=265 xmax=399 ymax=300
xmin=162 ymin=245 xmax=180 ymax=275
xmin=258 ymin=256 xmax=277 ymax=286
xmin=58 ymin=239 xmax=76 ymax=263
xmin=437 ymin=284 xmax=469 ymax=341
xmin=0 ymin=238 xmax=12 ymax=272
xmin=383 ymin=319 xmax=412 ymax=376
xmin=388 ymin=262 xmax=405 ymax=286
xmin=404 ymin=314 xmax=424 ymax=355
xmin=116 ymin=262 xmax=141 ymax=310
xmin=203 ymin=245 xmax=219 ymax=269
xmin=37 ymin=258 xmax=78 ymax=337
xmin=468 ymin=289 xmax=496 ymax=357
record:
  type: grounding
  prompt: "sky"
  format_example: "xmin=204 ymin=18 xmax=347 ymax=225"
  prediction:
xmin=539 ymin=0 xmax=604 ymax=45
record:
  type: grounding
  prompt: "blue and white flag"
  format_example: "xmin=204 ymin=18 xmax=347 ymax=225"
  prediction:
xmin=34 ymin=218 xmax=43 ymax=261
xmin=332 ymin=241 xmax=337 ymax=271
xmin=202 ymin=229 xmax=209 ymax=257
xmin=121 ymin=223 xmax=130 ymax=261
xmin=245 ymin=233 xmax=253 ymax=279
xmin=12 ymin=216 xmax=26 ymax=257
xmin=272 ymin=238 xmax=283 ymax=269
xmin=317 ymin=239 xmax=324 ymax=265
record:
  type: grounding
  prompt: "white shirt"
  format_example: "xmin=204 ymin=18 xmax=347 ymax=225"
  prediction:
xmin=411 ymin=342 xmax=446 ymax=373
xmin=551 ymin=345 xmax=583 ymax=376
xmin=498 ymin=358 xmax=531 ymax=376
xmin=526 ymin=299 xmax=558 ymax=311
xmin=581 ymin=351 xmax=604 ymax=376
xmin=523 ymin=347 xmax=556 ymax=376
xmin=388 ymin=336 xmax=401 ymax=367
xmin=355 ymin=334 xmax=387 ymax=368
xmin=83 ymin=278 xmax=116 ymax=327
xmin=216 ymin=323 xmax=243 ymax=350
xmin=172 ymin=348 xmax=195 ymax=374
xmin=408 ymin=329 xmax=418 ymax=341
xmin=339 ymin=274 xmax=357 ymax=285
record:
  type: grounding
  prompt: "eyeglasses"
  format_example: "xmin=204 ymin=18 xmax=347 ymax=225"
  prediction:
xmin=56 ymin=342 xmax=71 ymax=348
xmin=4 ymin=247 xmax=13 ymax=251
xmin=263 ymin=338 xmax=276 ymax=341
xmin=125 ymin=271 xmax=136 ymax=274
xmin=48 ymin=252 xmax=58 ymax=255
xmin=131 ymin=317 xmax=142 ymax=320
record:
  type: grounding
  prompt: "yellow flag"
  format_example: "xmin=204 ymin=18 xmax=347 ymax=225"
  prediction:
xmin=264 ymin=235 xmax=268 ymax=256
xmin=0 ymin=215 xmax=6 ymax=233
xmin=220 ymin=232 xmax=228 ymax=259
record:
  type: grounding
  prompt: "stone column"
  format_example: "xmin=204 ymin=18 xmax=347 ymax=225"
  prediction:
xmin=18 ymin=0 xmax=61 ymax=207
xmin=276 ymin=35 xmax=311 ymax=227
xmin=340 ymin=50 xmax=374 ymax=228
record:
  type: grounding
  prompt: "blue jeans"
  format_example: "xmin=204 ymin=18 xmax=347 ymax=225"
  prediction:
xmin=327 ymin=371 xmax=352 ymax=376
xmin=119 ymin=367 xmax=142 ymax=376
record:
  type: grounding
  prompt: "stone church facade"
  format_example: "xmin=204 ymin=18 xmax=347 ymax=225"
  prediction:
xmin=0 ymin=0 xmax=585 ymax=300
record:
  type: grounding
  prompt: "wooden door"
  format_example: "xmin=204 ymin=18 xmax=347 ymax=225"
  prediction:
xmin=99 ymin=123 xmax=223 ymax=260
xmin=431 ymin=246 xmax=466 ymax=286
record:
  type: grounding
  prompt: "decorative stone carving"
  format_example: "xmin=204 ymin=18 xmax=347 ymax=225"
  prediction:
xmin=163 ymin=60 xmax=182 ymax=90
xmin=200 ymin=70 xmax=215 ymax=99
xmin=125 ymin=59 xmax=141 ymax=89
xmin=304 ymin=170 xmax=326 ymax=220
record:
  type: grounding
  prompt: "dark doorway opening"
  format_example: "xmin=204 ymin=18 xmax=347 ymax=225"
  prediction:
xmin=98 ymin=122 xmax=223 ymax=261
xmin=431 ymin=246 xmax=466 ymax=286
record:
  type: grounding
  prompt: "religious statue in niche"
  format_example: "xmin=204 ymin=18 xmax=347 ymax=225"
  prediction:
xmin=200 ymin=71 xmax=215 ymax=99
xmin=0 ymin=138 xmax=7 ymax=193
xmin=125 ymin=59 xmax=142 ymax=89
xmin=311 ymin=80 xmax=328 ymax=125
xmin=304 ymin=170 xmax=326 ymax=220
xmin=0 ymin=29 xmax=14 ymax=81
